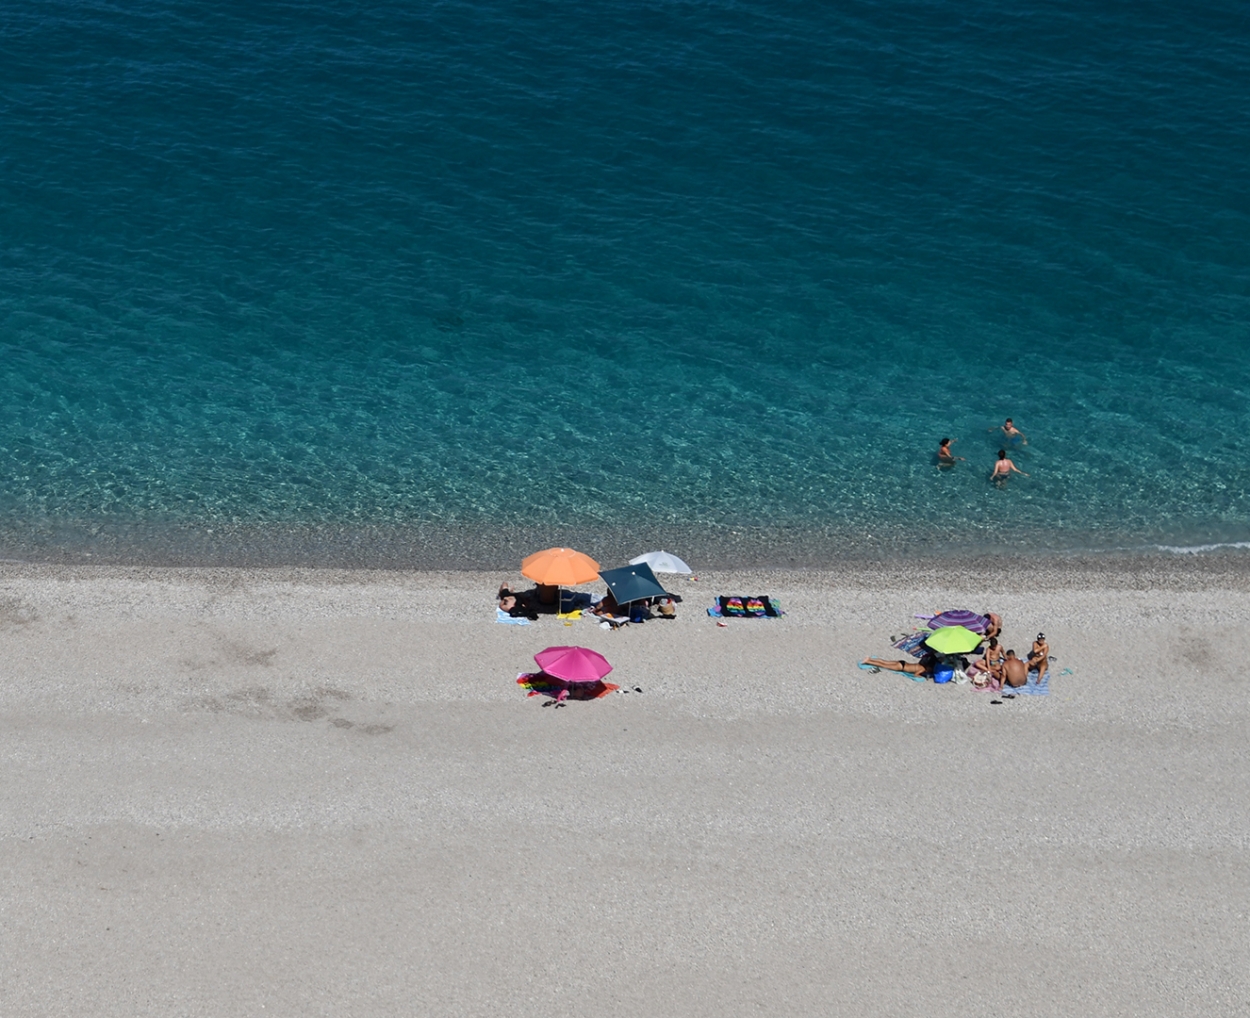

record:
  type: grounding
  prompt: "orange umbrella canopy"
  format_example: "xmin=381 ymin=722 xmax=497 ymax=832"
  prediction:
xmin=521 ymin=547 xmax=600 ymax=586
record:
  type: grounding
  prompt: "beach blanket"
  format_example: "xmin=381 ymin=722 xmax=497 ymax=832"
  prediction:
xmin=496 ymin=607 xmax=531 ymax=625
xmin=892 ymin=630 xmax=931 ymax=658
xmin=516 ymin=672 xmax=620 ymax=700
xmin=971 ymin=669 xmax=1050 ymax=694
xmin=1012 ymin=669 xmax=1050 ymax=696
xmin=707 ymin=596 xmax=784 ymax=619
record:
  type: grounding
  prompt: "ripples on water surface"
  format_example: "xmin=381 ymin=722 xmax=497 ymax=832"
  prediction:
xmin=1 ymin=1 xmax=1248 ymax=565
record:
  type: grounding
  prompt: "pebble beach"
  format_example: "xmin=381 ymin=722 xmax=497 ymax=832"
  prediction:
xmin=2 ymin=557 xmax=1246 ymax=1016
xmin=5 ymin=2 xmax=1250 ymax=1011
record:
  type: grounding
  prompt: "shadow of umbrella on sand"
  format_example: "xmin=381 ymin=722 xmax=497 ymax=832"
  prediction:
xmin=517 ymin=645 xmax=619 ymax=703
xmin=517 ymin=673 xmax=619 ymax=702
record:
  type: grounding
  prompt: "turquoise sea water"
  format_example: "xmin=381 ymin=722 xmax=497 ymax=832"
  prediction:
xmin=2 ymin=0 xmax=1248 ymax=567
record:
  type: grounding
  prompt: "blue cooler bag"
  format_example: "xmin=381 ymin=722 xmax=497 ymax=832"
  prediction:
xmin=933 ymin=662 xmax=955 ymax=684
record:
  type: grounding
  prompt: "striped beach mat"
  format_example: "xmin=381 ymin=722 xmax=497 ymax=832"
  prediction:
xmin=707 ymin=596 xmax=783 ymax=618
xmin=892 ymin=630 xmax=931 ymax=659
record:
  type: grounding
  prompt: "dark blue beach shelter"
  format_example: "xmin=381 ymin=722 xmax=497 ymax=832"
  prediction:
xmin=598 ymin=562 xmax=668 ymax=605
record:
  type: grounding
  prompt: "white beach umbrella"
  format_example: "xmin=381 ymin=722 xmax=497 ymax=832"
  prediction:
xmin=628 ymin=550 xmax=692 ymax=574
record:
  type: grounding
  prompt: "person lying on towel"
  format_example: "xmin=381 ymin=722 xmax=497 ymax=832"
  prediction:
xmin=497 ymin=584 xmax=539 ymax=621
xmin=592 ymin=590 xmax=620 ymax=617
xmin=861 ymin=653 xmax=939 ymax=679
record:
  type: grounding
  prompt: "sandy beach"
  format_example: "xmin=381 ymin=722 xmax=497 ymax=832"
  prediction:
xmin=1 ymin=559 xmax=1247 ymax=1016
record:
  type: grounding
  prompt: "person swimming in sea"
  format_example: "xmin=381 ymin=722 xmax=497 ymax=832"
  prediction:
xmin=990 ymin=417 xmax=1027 ymax=445
xmin=991 ymin=449 xmax=1028 ymax=483
xmin=937 ymin=437 xmax=965 ymax=469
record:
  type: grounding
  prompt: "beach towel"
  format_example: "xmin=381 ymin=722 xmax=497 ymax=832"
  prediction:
xmin=707 ymin=596 xmax=784 ymax=619
xmin=496 ymin=607 xmax=531 ymax=625
xmin=892 ymin=630 xmax=931 ymax=658
xmin=516 ymin=672 xmax=620 ymax=700
xmin=1011 ymin=669 xmax=1050 ymax=696
xmin=595 ymin=614 xmax=631 ymax=629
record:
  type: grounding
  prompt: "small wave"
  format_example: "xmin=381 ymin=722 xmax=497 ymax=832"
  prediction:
xmin=1154 ymin=541 xmax=1250 ymax=555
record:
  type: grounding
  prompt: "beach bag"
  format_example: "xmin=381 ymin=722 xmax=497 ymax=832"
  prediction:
xmin=933 ymin=662 xmax=955 ymax=684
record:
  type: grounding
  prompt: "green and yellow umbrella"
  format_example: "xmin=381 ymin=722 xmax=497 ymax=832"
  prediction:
xmin=924 ymin=625 xmax=982 ymax=655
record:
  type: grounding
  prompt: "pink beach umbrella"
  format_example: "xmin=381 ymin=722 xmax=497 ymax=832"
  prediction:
xmin=534 ymin=646 xmax=613 ymax=683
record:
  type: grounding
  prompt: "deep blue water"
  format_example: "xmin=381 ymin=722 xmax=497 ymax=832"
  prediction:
xmin=2 ymin=0 xmax=1248 ymax=566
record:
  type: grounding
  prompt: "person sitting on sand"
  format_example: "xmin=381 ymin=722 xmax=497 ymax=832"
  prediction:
xmin=968 ymin=637 xmax=1004 ymax=688
xmin=1027 ymin=632 xmax=1050 ymax=680
xmin=982 ymin=611 xmax=1003 ymax=640
xmin=861 ymin=653 xmax=938 ymax=680
xmin=937 ymin=437 xmax=965 ymax=469
xmin=1002 ymin=649 xmax=1028 ymax=688
xmin=991 ymin=449 xmax=1029 ymax=483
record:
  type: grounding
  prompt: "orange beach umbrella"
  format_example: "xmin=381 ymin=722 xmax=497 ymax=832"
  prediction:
xmin=521 ymin=547 xmax=600 ymax=586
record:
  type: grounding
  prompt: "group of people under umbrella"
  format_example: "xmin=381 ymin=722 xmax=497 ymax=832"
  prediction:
xmin=498 ymin=546 xmax=689 ymax=624
xmin=509 ymin=566 xmax=1052 ymax=704
xmin=861 ymin=608 xmax=1050 ymax=690
xmin=502 ymin=546 xmax=691 ymax=705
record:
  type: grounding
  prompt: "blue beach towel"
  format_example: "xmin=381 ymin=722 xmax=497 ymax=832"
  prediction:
xmin=496 ymin=607 xmax=531 ymax=626
xmin=1010 ymin=669 xmax=1050 ymax=695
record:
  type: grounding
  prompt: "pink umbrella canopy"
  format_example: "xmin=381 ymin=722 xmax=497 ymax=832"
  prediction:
xmin=534 ymin=645 xmax=613 ymax=683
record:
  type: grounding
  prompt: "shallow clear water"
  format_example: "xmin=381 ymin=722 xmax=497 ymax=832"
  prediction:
xmin=2 ymin=1 xmax=1248 ymax=566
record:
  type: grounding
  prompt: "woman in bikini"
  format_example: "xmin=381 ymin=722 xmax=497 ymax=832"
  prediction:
xmin=860 ymin=653 xmax=938 ymax=679
xmin=969 ymin=637 xmax=1005 ymax=690
xmin=1027 ymin=633 xmax=1050 ymax=680
xmin=991 ymin=449 xmax=1028 ymax=483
